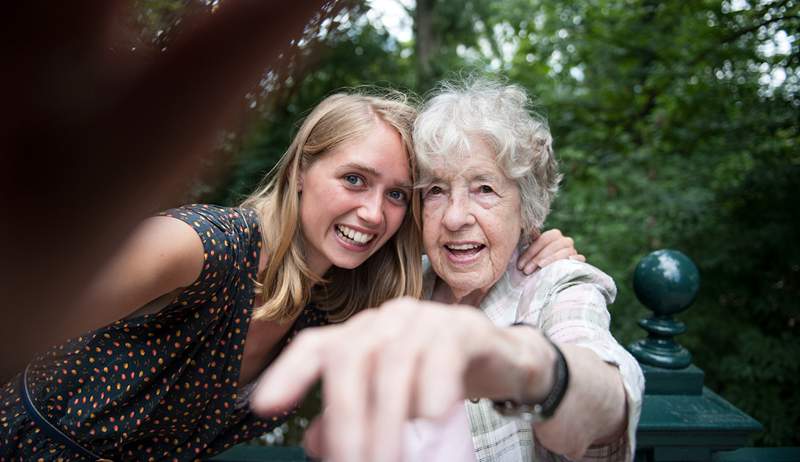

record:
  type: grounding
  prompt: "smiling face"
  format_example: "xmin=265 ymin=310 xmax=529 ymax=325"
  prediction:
xmin=422 ymin=138 xmax=522 ymax=304
xmin=299 ymin=120 xmax=412 ymax=276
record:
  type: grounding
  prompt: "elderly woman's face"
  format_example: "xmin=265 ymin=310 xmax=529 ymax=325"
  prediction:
xmin=422 ymin=139 xmax=522 ymax=300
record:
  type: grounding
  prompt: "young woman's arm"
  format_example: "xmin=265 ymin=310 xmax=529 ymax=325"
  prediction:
xmin=67 ymin=216 xmax=204 ymax=336
xmin=517 ymin=229 xmax=585 ymax=274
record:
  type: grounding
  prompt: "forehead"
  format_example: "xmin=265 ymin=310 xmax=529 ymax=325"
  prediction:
xmin=423 ymin=140 xmax=506 ymax=182
xmin=324 ymin=121 xmax=412 ymax=183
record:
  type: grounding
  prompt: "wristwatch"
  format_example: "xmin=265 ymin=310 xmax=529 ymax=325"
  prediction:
xmin=492 ymin=323 xmax=570 ymax=423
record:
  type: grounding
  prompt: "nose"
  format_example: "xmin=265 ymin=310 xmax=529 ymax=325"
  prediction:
xmin=442 ymin=191 xmax=475 ymax=231
xmin=356 ymin=190 xmax=383 ymax=227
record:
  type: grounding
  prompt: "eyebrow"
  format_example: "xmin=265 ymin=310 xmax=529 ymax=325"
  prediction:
xmin=472 ymin=173 xmax=502 ymax=183
xmin=340 ymin=162 xmax=413 ymax=189
xmin=421 ymin=169 xmax=502 ymax=185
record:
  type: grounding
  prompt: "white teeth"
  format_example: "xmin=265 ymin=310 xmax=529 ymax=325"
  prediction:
xmin=447 ymin=243 xmax=481 ymax=250
xmin=337 ymin=225 xmax=375 ymax=244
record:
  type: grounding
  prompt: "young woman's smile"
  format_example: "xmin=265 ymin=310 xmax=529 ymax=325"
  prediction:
xmin=299 ymin=121 xmax=412 ymax=276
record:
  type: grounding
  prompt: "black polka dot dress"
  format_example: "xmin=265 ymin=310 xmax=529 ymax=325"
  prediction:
xmin=0 ymin=204 xmax=327 ymax=461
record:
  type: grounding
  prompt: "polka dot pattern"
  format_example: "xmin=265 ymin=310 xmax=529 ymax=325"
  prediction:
xmin=0 ymin=205 xmax=327 ymax=461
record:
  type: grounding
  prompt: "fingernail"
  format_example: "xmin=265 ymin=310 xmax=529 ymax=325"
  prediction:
xmin=524 ymin=263 xmax=537 ymax=274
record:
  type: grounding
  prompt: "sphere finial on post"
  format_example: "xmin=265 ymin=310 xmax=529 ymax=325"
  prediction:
xmin=628 ymin=249 xmax=700 ymax=369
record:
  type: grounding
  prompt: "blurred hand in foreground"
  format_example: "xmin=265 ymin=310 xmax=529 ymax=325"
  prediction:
xmin=250 ymin=297 xmax=555 ymax=462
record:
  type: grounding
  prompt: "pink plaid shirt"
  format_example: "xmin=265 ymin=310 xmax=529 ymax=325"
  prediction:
xmin=419 ymin=254 xmax=645 ymax=462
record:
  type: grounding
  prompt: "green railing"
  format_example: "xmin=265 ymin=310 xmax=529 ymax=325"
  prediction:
xmin=212 ymin=250 xmax=798 ymax=462
xmin=629 ymin=250 xmax=762 ymax=462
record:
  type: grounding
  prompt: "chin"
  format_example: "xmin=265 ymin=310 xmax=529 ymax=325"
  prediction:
xmin=332 ymin=257 xmax=369 ymax=270
xmin=446 ymin=274 xmax=493 ymax=291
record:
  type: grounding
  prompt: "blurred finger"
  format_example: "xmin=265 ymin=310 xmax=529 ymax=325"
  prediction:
xmin=322 ymin=329 xmax=382 ymax=462
xmin=363 ymin=302 xmax=422 ymax=461
xmin=303 ymin=415 xmax=325 ymax=460
xmin=371 ymin=338 xmax=420 ymax=462
xmin=414 ymin=332 xmax=468 ymax=419
xmin=250 ymin=328 xmax=330 ymax=414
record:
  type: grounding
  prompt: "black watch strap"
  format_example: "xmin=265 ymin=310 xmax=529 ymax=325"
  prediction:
xmin=492 ymin=323 xmax=570 ymax=423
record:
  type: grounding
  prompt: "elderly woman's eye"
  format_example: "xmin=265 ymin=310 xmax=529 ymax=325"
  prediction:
xmin=426 ymin=186 xmax=443 ymax=196
xmin=479 ymin=185 xmax=494 ymax=194
xmin=344 ymin=174 xmax=364 ymax=186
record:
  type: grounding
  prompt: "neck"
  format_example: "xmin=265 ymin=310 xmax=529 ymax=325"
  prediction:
xmin=431 ymin=277 xmax=488 ymax=307
xmin=308 ymin=258 xmax=331 ymax=280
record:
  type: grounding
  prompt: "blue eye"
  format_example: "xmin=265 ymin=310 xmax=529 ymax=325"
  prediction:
xmin=344 ymin=174 xmax=364 ymax=186
xmin=388 ymin=190 xmax=408 ymax=203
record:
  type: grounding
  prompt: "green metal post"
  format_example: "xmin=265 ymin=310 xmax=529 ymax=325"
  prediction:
xmin=630 ymin=250 xmax=763 ymax=462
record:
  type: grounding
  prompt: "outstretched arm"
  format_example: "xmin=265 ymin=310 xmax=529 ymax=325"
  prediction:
xmin=67 ymin=216 xmax=205 ymax=338
xmin=250 ymin=296 xmax=631 ymax=462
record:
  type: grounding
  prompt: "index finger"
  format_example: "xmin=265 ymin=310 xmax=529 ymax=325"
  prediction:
xmin=250 ymin=328 xmax=328 ymax=415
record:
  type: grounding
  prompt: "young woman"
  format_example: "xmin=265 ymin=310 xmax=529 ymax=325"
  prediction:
xmin=0 ymin=90 xmax=579 ymax=461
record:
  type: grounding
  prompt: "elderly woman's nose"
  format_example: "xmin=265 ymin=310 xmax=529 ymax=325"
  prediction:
xmin=442 ymin=194 xmax=475 ymax=230
xmin=356 ymin=190 xmax=384 ymax=225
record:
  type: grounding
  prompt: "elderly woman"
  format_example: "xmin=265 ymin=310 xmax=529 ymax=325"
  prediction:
xmin=251 ymin=79 xmax=644 ymax=462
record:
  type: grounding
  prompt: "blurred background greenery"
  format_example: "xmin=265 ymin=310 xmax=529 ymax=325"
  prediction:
xmin=134 ymin=0 xmax=798 ymax=447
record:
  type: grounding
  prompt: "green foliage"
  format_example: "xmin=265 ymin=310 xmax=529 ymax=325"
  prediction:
xmin=133 ymin=0 xmax=799 ymax=447
xmin=213 ymin=9 xmax=417 ymax=206
xmin=494 ymin=0 xmax=800 ymax=445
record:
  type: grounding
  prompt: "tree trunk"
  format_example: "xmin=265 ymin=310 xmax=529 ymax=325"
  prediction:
xmin=414 ymin=0 xmax=437 ymax=88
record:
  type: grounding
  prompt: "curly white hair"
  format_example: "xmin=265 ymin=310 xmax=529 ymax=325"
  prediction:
xmin=413 ymin=77 xmax=561 ymax=233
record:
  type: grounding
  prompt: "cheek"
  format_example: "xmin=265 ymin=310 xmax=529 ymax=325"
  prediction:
xmin=474 ymin=194 xmax=500 ymax=208
xmin=300 ymin=185 xmax=344 ymax=233
xmin=422 ymin=209 xmax=442 ymax=248
xmin=422 ymin=200 xmax=444 ymax=228
xmin=385 ymin=207 xmax=408 ymax=238
xmin=298 ymin=196 xmax=321 ymax=237
xmin=485 ymin=216 xmax=522 ymax=258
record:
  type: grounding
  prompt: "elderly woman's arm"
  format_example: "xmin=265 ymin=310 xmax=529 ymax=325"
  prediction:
xmin=250 ymin=291 xmax=639 ymax=462
xmin=510 ymin=260 xmax=644 ymax=460
xmin=497 ymin=326 xmax=630 ymax=458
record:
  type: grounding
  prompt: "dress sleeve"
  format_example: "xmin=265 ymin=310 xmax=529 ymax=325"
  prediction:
xmin=519 ymin=260 xmax=645 ymax=462
xmin=159 ymin=204 xmax=244 ymax=293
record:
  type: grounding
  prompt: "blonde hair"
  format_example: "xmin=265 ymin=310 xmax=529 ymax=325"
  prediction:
xmin=241 ymin=91 xmax=423 ymax=323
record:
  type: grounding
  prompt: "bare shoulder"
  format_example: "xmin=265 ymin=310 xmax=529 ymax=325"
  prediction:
xmin=128 ymin=215 xmax=206 ymax=288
